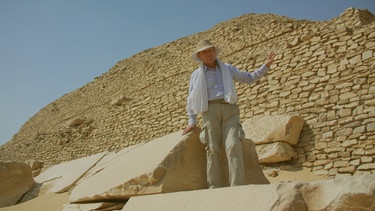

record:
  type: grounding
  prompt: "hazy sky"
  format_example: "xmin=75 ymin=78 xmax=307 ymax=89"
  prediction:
xmin=1 ymin=0 xmax=374 ymax=145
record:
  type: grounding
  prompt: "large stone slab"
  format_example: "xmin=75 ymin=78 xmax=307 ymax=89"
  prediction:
xmin=123 ymin=182 xmax=307 ymax=211
xmin=0 ymin=162 xmax=35 ymax=208
xmin=300 ymin=175 xmax=375 ymax=210
xmin=124 ymin=175 xmax=375 ymax=211
xmin=68 ymin=131 xmax=269 ymax=203
xmin=242 ymin=115 xmax=305 ymax=145
xmin=69 ymin=131 xmax=205 ymax=203
xmin=34 ymin=152 xmax=107 ymax=195
xmin=63 ymin=202 xmax=125 ymax=211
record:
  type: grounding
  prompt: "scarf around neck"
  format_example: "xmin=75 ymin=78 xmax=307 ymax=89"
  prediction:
xmin=187 ymin=60 xmax=238 ymax=115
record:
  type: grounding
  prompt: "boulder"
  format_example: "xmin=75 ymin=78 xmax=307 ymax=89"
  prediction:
xmin=300 ymin=175 xmax=375 ymax=210
xmin=256 ymin=142 xmax=295 ymax=163
xmin=242 ymin=115 xmax=304 ymax=164
xmin=0 ymin=161 xmax=35 ymax=208
xmin=242 ymin=115 xmax=305 ymax=145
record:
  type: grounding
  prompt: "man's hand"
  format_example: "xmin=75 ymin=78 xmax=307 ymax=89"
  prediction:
xmin=265 ymin=52 xmax=276 ymax=67
xmin=182 ymin=125 xmax=200 ymax=135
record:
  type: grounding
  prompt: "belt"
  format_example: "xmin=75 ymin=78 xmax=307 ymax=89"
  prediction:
xmin=208 ymin=99 xmax=229 ymax=104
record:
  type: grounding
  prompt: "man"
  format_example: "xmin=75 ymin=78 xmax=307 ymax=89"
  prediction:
xmin=182 ymin=40 xmax=275 ymax=188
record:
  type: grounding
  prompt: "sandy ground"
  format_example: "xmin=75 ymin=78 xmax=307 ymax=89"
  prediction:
xmin=0 ymin=167 xmax=326 ymax=211
xmin=265 ymin=167 xmax=326 ymax=183
xmin=0 ymin=192 xmax=69 ymax=211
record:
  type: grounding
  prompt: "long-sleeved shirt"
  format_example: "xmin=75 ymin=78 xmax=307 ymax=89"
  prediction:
xmin=187 ymin=63 xmax=269 ymax=125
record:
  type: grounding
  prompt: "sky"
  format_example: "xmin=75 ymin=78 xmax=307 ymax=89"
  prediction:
xmin=1 ymin=0 xmax=374 ymax=145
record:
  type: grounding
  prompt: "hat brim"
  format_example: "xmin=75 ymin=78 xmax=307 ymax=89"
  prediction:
xmin=191 ymin=46 xmax=221 ymax=62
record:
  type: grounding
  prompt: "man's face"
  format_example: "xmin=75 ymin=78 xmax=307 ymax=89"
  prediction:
xmin=197 ymin=47 xmax=216 ymax=64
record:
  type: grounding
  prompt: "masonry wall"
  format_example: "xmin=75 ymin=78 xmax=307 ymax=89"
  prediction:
xmin=1 ymin=8 xmax=374 ymax=177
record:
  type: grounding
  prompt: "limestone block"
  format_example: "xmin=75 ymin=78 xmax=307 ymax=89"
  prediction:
xmin=365 ymin=41 xmax=375 ymax=49
xmin=290 ymin=36 xmax=301 ymax=46
xmin=358 ymin=163 xmax=375 ymax=170
xmin=242 ymin=115 xmax=305 ymax=145
xmin=362 ymin=50 xmax=373 ymax=61
xmin=256 ymin=142 xmax=295 ymax=164
xmin=300 ymin=32 xmax=314 ymax=41
xmin=68 ymin=131 xmax=269 ymax=203
xmin=300 ymin=175 xmax=375 ymax=210
xmin=69 ymin=131 xmax=205 ymax=203
xmin=34 ymin=152 xmax=108 ymax=195
xmin=123 ymin=182 xmax=307 ymax=211
xmin=65 ymin=118 xmax=85 ymax=127
xmin=110 ymin=95 xmax=131 ymax=106
xmin=0 ymin=161 xmax=35 ymax=208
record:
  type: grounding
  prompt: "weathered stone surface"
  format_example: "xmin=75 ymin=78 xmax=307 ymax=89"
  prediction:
xmin=0 ymin=131 xmax=267 ymax=209
xmin=300 ymin=175 xmax=375 ymax=210
xmin=68 ymin=131 xmax=268 ymax=203
xmin=123 ymin=182 xmax=307 ymax=211
xmin=123 ymin=175 xmax=375 ymax=211
xmin=34 ymin=152 xmax=107 ymax=195
xmin=256 ymin=142 xmax=295 ymax=163
xmin=2 ymin=137 xmax=375 ymax=210
xmin=69 ymin=131 xmax=195 ymax=203
xmin=0 ymin=162 xmax=35 ymax=208
xmin=242 ymin=115 xmax=305 ymax=145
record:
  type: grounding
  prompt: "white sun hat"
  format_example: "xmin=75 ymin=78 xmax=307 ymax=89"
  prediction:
xmin=191 ymin=40 xmax=221 ymax=62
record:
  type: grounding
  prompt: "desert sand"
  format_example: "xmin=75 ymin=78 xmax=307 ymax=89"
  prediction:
xmin=0 ymin=167 xmax=325 ymax=211
xmin=266 ymin=167 xmax=326 ymax=183
xmin=0 ymin=192 xmax=69 ymax=211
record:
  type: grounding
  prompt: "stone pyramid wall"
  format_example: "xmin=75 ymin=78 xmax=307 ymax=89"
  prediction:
xmin=1 ymin=8 xmax=374 ymax=177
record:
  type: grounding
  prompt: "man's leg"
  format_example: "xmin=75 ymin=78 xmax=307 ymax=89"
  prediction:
xmin=222 ymin=104 xmax=245 ymax=186
xmin=202 ymin=104 xmax=223 ymax=188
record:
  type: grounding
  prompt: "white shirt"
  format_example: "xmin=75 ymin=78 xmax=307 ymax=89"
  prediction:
xmin=187 ymin=63 xmax=269 ymax=125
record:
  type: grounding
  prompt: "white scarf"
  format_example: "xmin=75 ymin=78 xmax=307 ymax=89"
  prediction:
xmin=187 ymin=60 xmax=238 ymax=115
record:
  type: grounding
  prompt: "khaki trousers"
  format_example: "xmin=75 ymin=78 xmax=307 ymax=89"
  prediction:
xmin=199 ymin=102 xmax=245 ymax=188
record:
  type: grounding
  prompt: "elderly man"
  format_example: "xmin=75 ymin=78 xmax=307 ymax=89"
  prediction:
xmin=183 ymin=40 xmax=275 ymax=188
